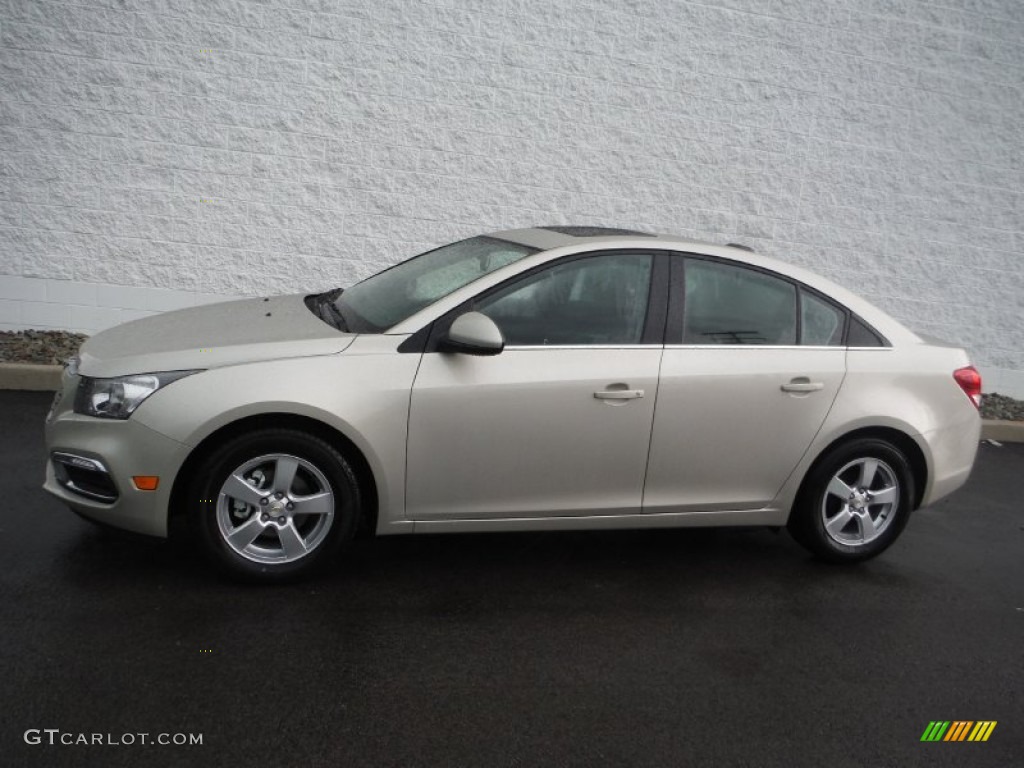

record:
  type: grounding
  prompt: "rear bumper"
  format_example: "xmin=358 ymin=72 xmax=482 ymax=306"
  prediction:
xmin=919 ymin=414 xmax=981 ymax=508
xmin=43 ymin=410 xmax=188 ymax=538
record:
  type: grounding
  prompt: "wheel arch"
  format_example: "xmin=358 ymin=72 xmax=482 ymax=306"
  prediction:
xmin=168 ymin=412 xmax=380 ymax=539
xmin=795 ymin=426 xmax=928 ymax=513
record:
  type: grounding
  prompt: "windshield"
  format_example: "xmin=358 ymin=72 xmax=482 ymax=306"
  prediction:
xmin=334 ymin=236 xmax=538 ymax=332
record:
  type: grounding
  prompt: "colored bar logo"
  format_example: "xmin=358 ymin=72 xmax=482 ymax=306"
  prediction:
xmin=921 ymin=721 xmax=997 ymax=742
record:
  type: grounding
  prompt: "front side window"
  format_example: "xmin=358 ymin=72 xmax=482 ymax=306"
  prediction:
xmin=475 ymin=253 xmax=653 ymax=346
xmin=335 ymin=236 xmax=537 ymax=332
xmin=683 ymin=259 xmax=797 ymax=345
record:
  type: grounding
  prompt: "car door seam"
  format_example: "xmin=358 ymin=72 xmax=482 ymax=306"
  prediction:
xmin=639 ymin=344 xmax=667 ymax=513
xmin=403 ymin=345 xmax=429 ymax=531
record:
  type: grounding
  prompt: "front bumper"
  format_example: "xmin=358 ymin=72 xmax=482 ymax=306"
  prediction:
xmin=43 ymin=381 xmax=189 ymax=538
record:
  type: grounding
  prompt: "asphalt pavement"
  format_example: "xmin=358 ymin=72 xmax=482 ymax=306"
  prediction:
xmin=1 ymin=390 xmax=1021 ymax=767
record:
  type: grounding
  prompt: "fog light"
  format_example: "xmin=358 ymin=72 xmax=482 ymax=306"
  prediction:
xmin=132 ymin=476 xmax=160 ymax=491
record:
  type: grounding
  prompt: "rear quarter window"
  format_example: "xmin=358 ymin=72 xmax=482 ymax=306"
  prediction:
xmin=847 ymin=316 xmax=887 ymax=347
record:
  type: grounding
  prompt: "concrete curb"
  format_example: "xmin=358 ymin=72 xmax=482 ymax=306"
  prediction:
xmin=0 ymin=363 xmax=62 ymax=391
xmin=0 ymin=362 xmax=1022 ymax=442
xmin=981 ymin=420 xmax=1024 ymax=444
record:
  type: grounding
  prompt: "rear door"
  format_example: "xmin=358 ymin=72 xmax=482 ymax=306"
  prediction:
xmin=644 ymin=255 xmax=846 ymax=513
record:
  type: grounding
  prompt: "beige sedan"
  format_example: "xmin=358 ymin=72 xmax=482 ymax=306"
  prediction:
xmin=44 ymin=226 xmax=982 ymax=581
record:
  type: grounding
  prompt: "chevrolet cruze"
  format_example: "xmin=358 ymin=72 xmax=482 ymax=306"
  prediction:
xmin=44 ymin=226 xmax=982 ymax=581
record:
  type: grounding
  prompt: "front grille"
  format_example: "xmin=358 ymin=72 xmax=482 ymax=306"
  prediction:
xmin=52 ymin=453 xmax=119 ymax=503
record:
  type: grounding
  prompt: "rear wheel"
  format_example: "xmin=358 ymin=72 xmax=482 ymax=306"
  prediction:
xmin=788 ymin=438 xmax=914 ymax=563
xmin=191 ymin=429 xmax=360 ymax=582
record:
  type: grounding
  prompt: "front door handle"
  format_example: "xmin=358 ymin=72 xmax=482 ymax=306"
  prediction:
xmin=781 ymin=379 xmax=824 ymax=393
xmin=594 ymin=389 xmax=645 ymax=400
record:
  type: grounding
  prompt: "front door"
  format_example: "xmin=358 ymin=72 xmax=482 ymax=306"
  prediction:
xmin=406 ymin=252 xmax=664 ymax=520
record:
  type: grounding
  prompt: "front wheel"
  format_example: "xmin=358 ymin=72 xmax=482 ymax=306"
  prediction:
xmin=788 ymin=438 xmax=915 ymax=563
xmin=191 ymin=429 xmax=360 ymax=582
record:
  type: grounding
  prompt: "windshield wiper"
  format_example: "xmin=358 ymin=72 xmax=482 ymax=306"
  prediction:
xmin=320 ymin=299 xmax=347 ymax=332
xmin=305 ymin=289 xmax=348 ymax=332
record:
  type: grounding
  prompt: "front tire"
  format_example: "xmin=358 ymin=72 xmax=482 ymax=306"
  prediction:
xmin=788 ymin=438 xmax=914 ymax=563
xmin=191 ymin=428 xmax=360 ymax=582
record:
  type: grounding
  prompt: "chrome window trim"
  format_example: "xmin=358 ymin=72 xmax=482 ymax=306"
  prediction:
xmin=502 ymin=344 xmax=664 ymax=351
xmin=497 ymin=344 xmax=894 ymax=351
xmin=661 ymin=345 xmax=894 ymax=351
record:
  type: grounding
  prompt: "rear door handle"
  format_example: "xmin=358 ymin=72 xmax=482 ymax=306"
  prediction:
xmin=781 ymin=379 xmax=824 ymax=393
xmin=594 ymin=389 xmax=644 ymax=400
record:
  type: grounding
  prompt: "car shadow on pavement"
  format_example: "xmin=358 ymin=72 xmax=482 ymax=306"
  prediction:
xmin=50 ymin=519 xmax=914 ymax=619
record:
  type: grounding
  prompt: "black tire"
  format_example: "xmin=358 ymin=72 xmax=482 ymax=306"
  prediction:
xmin=788 ymin=437 xmax=915 ymax=563
xmin=189 ymin=428 xmax=361 ymax=583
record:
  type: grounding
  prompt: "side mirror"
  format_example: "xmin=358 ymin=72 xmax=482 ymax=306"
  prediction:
xmin=440 ymin=312 xmax=504 ymax=356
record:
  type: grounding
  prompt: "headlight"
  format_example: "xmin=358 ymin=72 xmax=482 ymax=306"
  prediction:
xmin=73 ymin=370 xmax=201 ymax=419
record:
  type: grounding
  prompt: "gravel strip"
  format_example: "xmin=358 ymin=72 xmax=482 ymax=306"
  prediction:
xmin=980 ymin=393 xmax=1024 ymax=422
xmin=1 ymin=330 xmax=1022 ymax=421
xmin=0 ymin=330 xmax=88 ymax=365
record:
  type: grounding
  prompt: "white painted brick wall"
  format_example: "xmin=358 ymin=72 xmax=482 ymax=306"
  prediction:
xmin=0 ymin=274 xmax=239 ymax=334
xmin=0 ymin=0 xmax=1022 ymax=389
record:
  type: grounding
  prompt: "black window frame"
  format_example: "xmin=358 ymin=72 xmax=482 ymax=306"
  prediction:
xmin=410 ymin=250 xmax=670 ymax=353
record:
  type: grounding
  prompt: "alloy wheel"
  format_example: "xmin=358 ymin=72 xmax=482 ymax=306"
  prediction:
xmin=216 ymin=453 xmax=335 ymax=564
xmin=820 ymin=457 xmax=900 ymax=547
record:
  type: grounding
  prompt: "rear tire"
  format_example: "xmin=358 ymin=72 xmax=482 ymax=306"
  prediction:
xmin=190 ymin=428 xmax=360 ymax=583
xmin=788 ymin=438 xmax=914 ymax=563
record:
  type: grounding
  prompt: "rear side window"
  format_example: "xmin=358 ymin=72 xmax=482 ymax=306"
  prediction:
xmin=683 ymin=259 xmax=796 ymax=345
xmin=801 ymin=291 xmax=845 ymax=346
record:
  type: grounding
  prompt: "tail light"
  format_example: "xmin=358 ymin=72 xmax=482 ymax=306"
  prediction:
xmin=953 ymin=366 xmax=982 ymax=409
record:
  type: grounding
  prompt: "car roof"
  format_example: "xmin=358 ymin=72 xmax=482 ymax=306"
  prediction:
xmin=491 ymin=225 xmax=752 ymax=254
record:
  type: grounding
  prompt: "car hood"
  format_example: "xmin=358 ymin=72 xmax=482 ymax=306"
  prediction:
xmin=77 ymin=294 xmax=356 ymax=378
